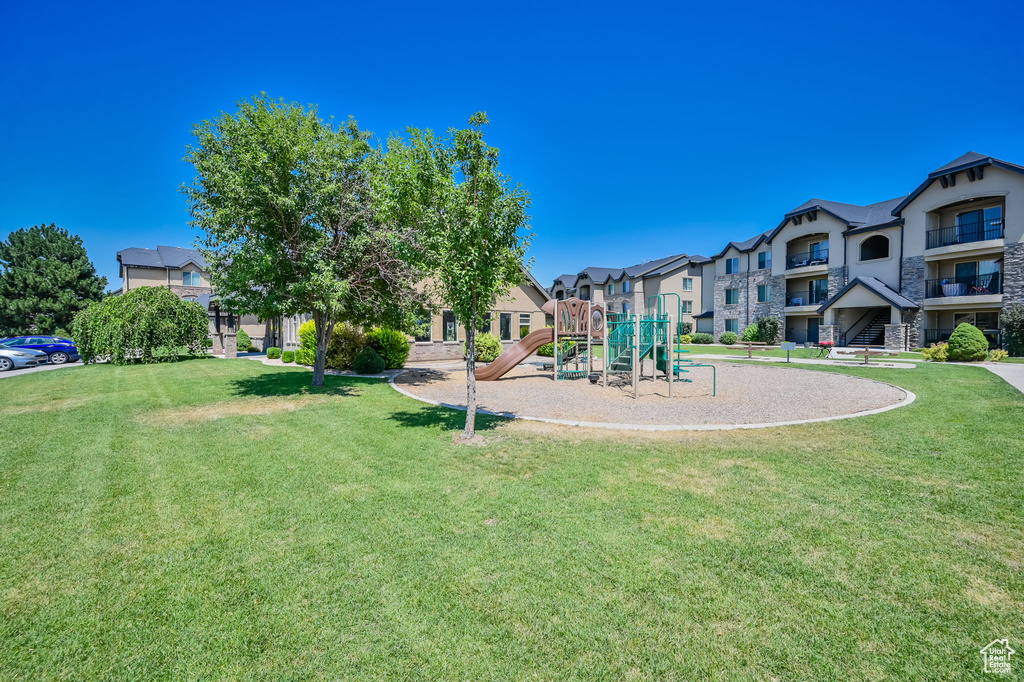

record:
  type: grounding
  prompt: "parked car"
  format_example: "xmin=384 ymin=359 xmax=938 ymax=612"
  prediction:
xmin=0 ymin=347 xmax=49 ymax=371
xmin=0 ymin=336 xmax=81 ymax=364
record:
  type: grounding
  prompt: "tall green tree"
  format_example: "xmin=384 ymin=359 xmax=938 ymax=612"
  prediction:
xmin=377 ymin=113 xmax=532 ymax=439
xmin=183 ymin=94 xmax=423 ymax=386
xmin=0 ymin=224 xmax=107 ymax=336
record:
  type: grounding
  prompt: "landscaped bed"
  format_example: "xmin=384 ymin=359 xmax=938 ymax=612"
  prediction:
xmin=0 ymin=358 xmax=1021 ymax=679
xmin=393 ymin=360 xmax=911 ymax=428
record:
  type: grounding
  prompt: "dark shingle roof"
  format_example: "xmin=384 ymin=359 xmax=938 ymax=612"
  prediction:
xmin=892 ymin=152 xmax=1024 ymax=217
xmin=710 ymin=231 xmax=772 ymax=259
xmin=118 ymin=245 xmax=206 ymax=269
xmin=553 ymin=273 xmax=579 ymax=288
xmin=816 ymin=276 xmax=919 ymax=315
xmin=576 ymin=254 xmax=691 ymax=284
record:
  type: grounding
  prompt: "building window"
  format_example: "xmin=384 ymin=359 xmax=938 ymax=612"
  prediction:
xmin=622 ymin=280 xmax=631 ymax=293
xmin=757 ymin=284 xmax=770 ymax=303
xmin=607 ymin=283 xmax=615 ymax=295
xmin=725 ymin=319 xmax=739 ymax=334
xmin=725 ymin=257 xmax=740 ymax=274
xmin=681 ymin=300 xmax=693 ymax=314
xmin=442 ymin=310 xmax=458 ymax=341
xmin=622 ymin=302 xmax=631 ymax=316
xmin=758 ymin=251 xmax=772 ymax=269
xmin=860 ymin=234 xmax=890 ymax=261
xmin=725 ymin=288 xmax=739 ymax=305
xmin=682 ymin=277 xmax=693 ymax=291
xmin=518 ymin=313 xmax=531 ymax=338
xmin=476 ymin=312 xmax=492 ymax=334
xmin=499 ymin=313 xmax=512 ymax=341
xmin=182 ymin=271 xmax=201 ymax=286
xmin=414 ymin=316 xmax=432 ymax=342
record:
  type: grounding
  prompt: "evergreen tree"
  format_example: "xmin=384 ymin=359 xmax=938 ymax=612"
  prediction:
xmin=0 ymin=224 xmax=107 ymax=336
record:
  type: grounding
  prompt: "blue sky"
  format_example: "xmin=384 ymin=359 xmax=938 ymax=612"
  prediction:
xmin=3 ymin=0 xmax=1024 ymax=289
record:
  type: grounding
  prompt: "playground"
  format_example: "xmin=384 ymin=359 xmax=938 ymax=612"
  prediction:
xmin=394 ymin=296 xmax=912 ymax=429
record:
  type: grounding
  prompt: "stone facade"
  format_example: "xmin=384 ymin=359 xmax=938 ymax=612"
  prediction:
xmin=900 ymin=256 xmax=926 ymax=304
xmin=818 ymin=324 xmax=836 ymax=345
xmin=604 ymin=291 xmax=644 ymax=316
xmin=768 ymin=275 xmax=787 ymax=320
xmin=713 ymin=269 xmax=772 ymax=337
xmin=884 ymin=323 xmax=908 ymax=351
xmin=1004 ymin=242 xmax=1024 ymax=305
xmin=827 ymin=265 xmax=848 ymax=297
xmin=169 ymin=284 xmax=214 ymax=299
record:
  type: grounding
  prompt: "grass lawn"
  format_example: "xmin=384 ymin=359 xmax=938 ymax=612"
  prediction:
xmin=677 ymin=344 xmax=927 ymax=361
xmin=1 ymin=358 xmax=1022 ymax=679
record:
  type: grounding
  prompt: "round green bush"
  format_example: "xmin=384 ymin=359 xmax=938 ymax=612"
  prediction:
xmin=740 ymin=325 xmax=760 ymax=342
xmin=690 ymin=332 xmax=714 ymax=344
xmin=296 ymin=320 xmax=317 ymax=365
xmin=236 ymin=328 xmax=251 ymax=351
xmin=463 ymin=332 xmax=502 ymax=362
xmin=756 ymin=315 xmax=782 ymax=345
xmin=266 ymin=346 xmax=282 ymax=359
xmin=718 ymin=331 xmax=738 ymax=345
xmin=365 ymin=327 xmax=410 ymax=369
xmin=327 ymin=323 xmax=367 ymax=370
xmin=281 ymin=350 xmax=295 ymax=363
xmin=946 ymin=323 xmax=989 ymax=362
xmin=352 ymin=346 xmax=386 ymax=374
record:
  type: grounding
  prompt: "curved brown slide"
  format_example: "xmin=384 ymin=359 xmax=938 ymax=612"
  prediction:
xmin=475 ymin=328 xmax=554 ymax=381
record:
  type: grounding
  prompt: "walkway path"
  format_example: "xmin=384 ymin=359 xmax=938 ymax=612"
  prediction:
xmin=684 ymin=353 xmax=916 ymax=369
xmin=983 ymin=362 xmax=1024 ymax=395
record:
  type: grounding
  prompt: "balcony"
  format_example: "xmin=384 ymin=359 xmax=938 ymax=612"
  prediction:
xmin=785 ymin=289 xmax=829 ymax=307
xmin=786 ymin=249 xmax=829 ymax=270
xmin=925 ymin=218 xmax=1004 ymax=250
xmin=924 ymin=274 xmax=1002 ymax=299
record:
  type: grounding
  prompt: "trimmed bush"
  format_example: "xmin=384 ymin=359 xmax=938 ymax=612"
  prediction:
xmin=680 ymin=322 xmax=693 ymax=335
xmin=266 ymin=346 xmax=282 ymax=359
xmin=946 ymin=323 xmax=989 ymax=362
xmin=365 ymin=327 xmax=410 ymax=369
xmin=281 ymin=350 xmax=295 ymax=363
xmin=352 ymin=346 xmax=385 ymax=374
xmin=464 ymin=332 xmax=502 ymax=362
xmin=296 ymin=320 xmax=316 ymax=365
xmin=690 ymin=332 xmax=714 ymax=344
xmin=989 ymin=349 xmax=1009 ymax=362
xmin=537 ymin=326 xmax=555 ymax=356
xmin=719 ymin=331 xmax=738 ymax=345
xmin=921 ymin=343 xmax=947 ymax=362
xmin=237 ymin=329 xmax=251 ymax=351
xmin=679 ymin=334 xmax=693 ymax=344
xmin=1001 ymin=303 xmax=1024 ymax=357
xmin=756 ymin=315 xmax=781 ymax=345
xmin=519 ymin=325 xmax=531 ymax=339
xmin=71 ymin=286 xmax=209 ymax=364
xmin=740 ymin=325 xmax=760 ymax=342
xmin=327 ymin=323 xmax=366 ymax=370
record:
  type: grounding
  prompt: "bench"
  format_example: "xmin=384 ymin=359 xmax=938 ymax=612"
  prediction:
xmin=727 ymin=341 xmax=780 ymax=359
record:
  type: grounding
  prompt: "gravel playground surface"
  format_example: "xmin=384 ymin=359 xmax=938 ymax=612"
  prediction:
xmin=393 ymin=360 xmax=911 ymax=427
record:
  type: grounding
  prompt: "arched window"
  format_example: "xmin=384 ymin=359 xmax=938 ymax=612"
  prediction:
xmin=860 ymin=234 xmax=889 ymax=261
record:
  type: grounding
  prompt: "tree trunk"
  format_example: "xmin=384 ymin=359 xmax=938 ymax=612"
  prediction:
xmin=311 ymin=311 xmax=334 ymax=387
xmin=463 ymin=304 xmax=477 ymax=439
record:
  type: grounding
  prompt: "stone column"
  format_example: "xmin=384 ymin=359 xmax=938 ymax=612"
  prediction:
xmin=884 ymin=324 xmax=908 ymax=351
xmin=223 ymin=333 xmax=238 ymax=358
xmin=818 ymin=324 xmax=836 ymax=345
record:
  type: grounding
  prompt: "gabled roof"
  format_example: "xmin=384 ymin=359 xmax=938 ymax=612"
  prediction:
xmin=815 ymin=276 xmax=919 ymax=315
xmin=710 ymin=231 xmax=771 ymax=259
xmin=118 ymin=245 xmax=207 ymax=270
xmin=552 ymin=273 xmax=578 ymax=289
xmin=641 ymin=255 xmax=707 ymax=278
xmin=891 ymin=152 xmax=1024 ymax=217
xmin=575 ymin=254 xmax=690 ymax=284
xmin=521 ymin=267 xmax=553 ymax=301
xmin=765 ymin=197 xmax=904 ymax=243
xmin=692 ymin=310 xmax=714 ymax=319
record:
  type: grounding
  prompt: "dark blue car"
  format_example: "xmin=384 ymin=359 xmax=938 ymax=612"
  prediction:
xmin=0 ymin=336 xmax=81 ymax=364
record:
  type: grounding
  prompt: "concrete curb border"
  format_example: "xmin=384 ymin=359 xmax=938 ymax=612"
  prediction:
xmin=388 ymin=369 xmax=918 ymax=432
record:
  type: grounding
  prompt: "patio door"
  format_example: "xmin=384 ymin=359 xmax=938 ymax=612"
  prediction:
xmin=808 ymin=317 xmax=821 ymax=344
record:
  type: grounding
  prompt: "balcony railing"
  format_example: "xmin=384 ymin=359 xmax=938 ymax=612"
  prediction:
xmin=786 ymin=249 xmax=829 ymax=270
xmin=924 ymin=274 xmax=1002 ymax=298
xmin=924 ymin=328 xmax=954 ymax=345
xmin=785 ymin=289 xmax=829 ymax=307
xmin=925 ymin=218 xmax=1004 ymax=249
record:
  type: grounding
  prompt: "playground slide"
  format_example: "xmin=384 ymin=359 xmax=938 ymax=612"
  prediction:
xmin=475 ymin=328 xmax=555 ymax=381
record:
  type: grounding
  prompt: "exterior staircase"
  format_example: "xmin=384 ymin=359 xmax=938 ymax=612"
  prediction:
xmin=849 ymin=311 xmax=887 ymax=346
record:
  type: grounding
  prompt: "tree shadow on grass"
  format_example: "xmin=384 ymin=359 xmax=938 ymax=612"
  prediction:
xmin=229 ymin=371 xmax=366 ymax=398
xmin=388 ymin=405 xmax=502 ymax=432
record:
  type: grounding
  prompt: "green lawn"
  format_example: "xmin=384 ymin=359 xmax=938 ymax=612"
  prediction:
xmin=677 ymin=344 xmax=927 ymax=361
xmin=1 ymin=358 xmax=1022 ymax=679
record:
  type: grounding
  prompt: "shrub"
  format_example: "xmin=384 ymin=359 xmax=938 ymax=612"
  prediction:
xmin=326 ymin=323 xmax=366 ymax=370
xmin=921 ymin=343 xmax=947 ymax=362
xmin=719 ymin=331 xmax=738 ymax=345
xmin=352 ymin=346 xmax=385 ymax=374
xmin=519 ymin=325 xmax=531 ymax=339
xmin=266 ymin=346 xmax=282 ymax=359
xmin=680 ymin=322 xmax=693 ymax=335
xmin=236 ymin=329 xmax=251 ymax=351
xmin=296 ymin=320 xmax=317 ymax=365
xmin=679 ymin=334 xmax=693 ymax=344
xmin=1001 ymin=303 xmax=1024 ymax=357
xmin=690 ymin=332 xmax=714 ymax=344
xmin=71 ymin=286 xmax=208 ymax=364
xmin=756 ymin=315 xmax=781 ymax=345
xmin=365 ymin=327 xmax=410 ymax=369
xmin=281 ymin=350 xmax=295 ymax=363
xmin=946 ymin=323 xmax=989 ymax=362
xmin=740 ymin=325 xmax=760 ymax=342
xmin=989 ymin=349 xmax=1009 ymax=362
xmin=537 ymin=326 xmax=555 ymax=356
xmin=464 ymin=332 xmax=502 ymax=362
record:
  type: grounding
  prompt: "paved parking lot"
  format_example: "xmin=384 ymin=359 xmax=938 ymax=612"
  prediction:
xmin=0 ymin=362 xmax=81 ymax=380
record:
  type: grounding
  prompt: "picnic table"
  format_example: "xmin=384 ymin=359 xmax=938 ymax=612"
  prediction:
xmin=726 ymin=341 xmax=780 ymax=359
xmin=851 ymin=346 xmax=900 ymax=365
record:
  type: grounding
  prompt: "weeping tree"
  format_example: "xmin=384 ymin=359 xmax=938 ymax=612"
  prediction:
xmin=377 ymin=112 xmax=532 ymax=439
xmin=183 ymin=94 xmax=423 ymax=386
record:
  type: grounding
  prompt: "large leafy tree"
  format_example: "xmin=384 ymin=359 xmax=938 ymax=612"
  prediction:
xmin=183 ymin=94 xmax=423 ymax=386
xmin=378 ymin=113 xmax=532 ymax=439
xmin=0 ymin=224 xmax=107 ymax=336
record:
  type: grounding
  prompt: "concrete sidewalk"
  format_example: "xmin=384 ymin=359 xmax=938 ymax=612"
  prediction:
xmin=683 ymin=354 xmax=916 ymax=369
xmin=983 ymin=362 xmax=1024 ymax=395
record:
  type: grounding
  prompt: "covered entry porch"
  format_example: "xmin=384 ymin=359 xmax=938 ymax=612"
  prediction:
xmin=815 ymin=277 xmax=920 ymax=351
